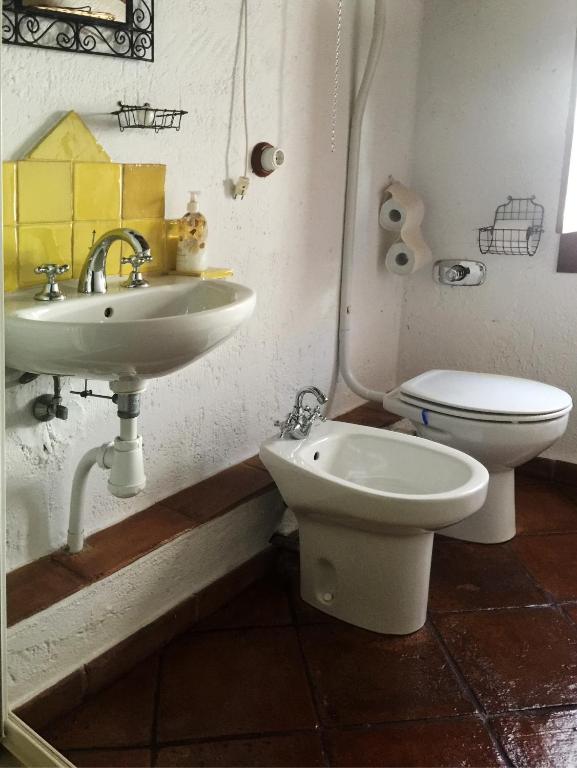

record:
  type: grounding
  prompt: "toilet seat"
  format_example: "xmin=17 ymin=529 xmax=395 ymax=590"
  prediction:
xmin=395 ymin=370 xmax=572 ymax=424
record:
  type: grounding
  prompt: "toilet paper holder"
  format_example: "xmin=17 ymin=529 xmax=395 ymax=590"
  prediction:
xmin=434 ymin=260 xmax=487 ymax=286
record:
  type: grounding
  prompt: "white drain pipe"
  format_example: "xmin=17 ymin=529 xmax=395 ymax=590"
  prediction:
xmin=338 ymin=0 xmax=388 ymax=403
xmin=67 ymin=384 xmax=146 ymax=553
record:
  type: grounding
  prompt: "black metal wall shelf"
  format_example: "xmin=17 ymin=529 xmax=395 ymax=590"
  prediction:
xmin=111 ymin=102 xmax=187 ymax=133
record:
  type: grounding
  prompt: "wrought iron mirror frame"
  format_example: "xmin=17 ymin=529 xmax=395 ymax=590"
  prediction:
xmin=2 ymin=0 xmax=153 ymax=61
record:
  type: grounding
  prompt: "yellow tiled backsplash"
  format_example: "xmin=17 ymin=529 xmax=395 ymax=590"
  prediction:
xmin=3 ymin=112 xmax=171 ymax=290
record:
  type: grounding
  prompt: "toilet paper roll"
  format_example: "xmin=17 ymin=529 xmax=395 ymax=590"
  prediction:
xmin=379 ymin=196 xmax=406 ymax=232
xmin=379 ymin=181 xmax=426 ymax=232
xmin=385 ymin=241 xmax=431 ymax=275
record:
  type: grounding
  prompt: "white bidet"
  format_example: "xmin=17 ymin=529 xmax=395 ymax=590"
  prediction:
xmin=260 ymin=421 xmax=488 ymax=635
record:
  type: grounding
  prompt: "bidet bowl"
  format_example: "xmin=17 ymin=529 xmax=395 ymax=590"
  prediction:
xmin=261 ymin=420 xmax=489 ymax=533
xmin=5 ymin=275 xmax=256 ymax=383
xmin=260 ymin=421 xmax=489 ymax=635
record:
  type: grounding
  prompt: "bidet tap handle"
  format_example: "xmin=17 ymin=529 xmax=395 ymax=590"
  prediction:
xmin=277 ymin=386 xmax=328 ymax=439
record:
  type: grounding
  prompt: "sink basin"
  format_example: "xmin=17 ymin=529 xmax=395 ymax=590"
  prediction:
xmin=261 ymin=420 xmax=488 ymax=633
xmin=5 ymin=276 xmax=256 ymax=383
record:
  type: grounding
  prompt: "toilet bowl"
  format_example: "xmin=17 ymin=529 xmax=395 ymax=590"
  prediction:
xmin=383 ymin=370 xmax=572 ymax=544
xmin=260 ymin=421 xmax=488 ymax=634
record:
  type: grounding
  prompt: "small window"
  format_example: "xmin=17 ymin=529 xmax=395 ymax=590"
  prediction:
xmin=558 ymin=43 xmax=577 ymax=272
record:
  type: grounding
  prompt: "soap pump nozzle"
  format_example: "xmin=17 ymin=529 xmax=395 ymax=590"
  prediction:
xmin=187 ymin=191 xmax=200 ymax=215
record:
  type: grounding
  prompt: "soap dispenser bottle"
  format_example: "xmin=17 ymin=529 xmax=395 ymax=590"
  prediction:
xmin=176 ymin=191 xmax=208 ymax=273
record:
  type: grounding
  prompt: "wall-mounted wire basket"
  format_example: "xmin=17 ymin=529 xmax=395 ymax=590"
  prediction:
xmin=478 ymin=196 xmax=544 ymax=256
xmin=111 ymin=102 xmax=188 ymax=133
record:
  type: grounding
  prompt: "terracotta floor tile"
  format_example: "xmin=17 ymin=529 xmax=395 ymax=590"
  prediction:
xmin=63 ymin=749 xmax=151 ymax=767
xmin=53 ymin=505 xmax=191 ymax=582
xmin=288 ymin=570 xmax=338 ymax=626
xmin=515 ymin=481 xmax=577 ymax=535
xmin=163 ymin=464 xmax=274 ymax=524
xmin=85 ymin=595 xmax=197 ymax=696
xmin=335 ymin=403 xmax=399 ymax=428
xmin=197 ymin=577 xmax=292 ymax=630
xmin=157 ymin=627 xmax=317 ymax=742
xmin=299 ymin=623 xmax=473 ymax=727
xmin=156 ymin=732 xmax=325 ymax=767
xmin=436 ymin=607 xmax=577 ymax=713
xmin=16 ymin=669 xmax=86 ymax=731
xmin=492 ymin=709 xmax=577 ymax=768
xmin=554 ymin=461 xmax=577 ymax=487
xmin=326 ymin=717 xmax=504 ymax=767
xmin=7 ymin=557 xmax=86 ymax=626
xmin=196 ymin=549 xmax=276 ymax=621
xmin=41 ymin=659 xmax=158 ymax=750
xmin=429 ymin=540 xmax=547 ymax=613
xmin=564 ymin=603 xmax=577 ymax=626
xmin=511 ymin=534 xmax=577 ymax=600
xmin=517 ymin=458 xmax=556 ymax=482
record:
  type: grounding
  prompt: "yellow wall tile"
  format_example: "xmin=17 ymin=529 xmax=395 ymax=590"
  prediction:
xmin=18 ymin=223 xmax=72 ymax=286
xmin=165 ymin=219 xmax=180 ymax=272
xmin=121 ymin=219 xmax=166 ymax=274
xmin=3 ymin=162 xmax=17 ymax=226
xmin=18 ymin=162 xmax=72 ymax=224
xmin=122 ymin=165 xmax=166 ymax=219
xmin=3 ymin=226 xmax=18 ymax=292
xmin=25 ymin=112 xmax=110 ymax=163
xmin=73 ymin=221 xmax=122 ymax=279
xmin=74 ymin=163 xmax=122 ymax=221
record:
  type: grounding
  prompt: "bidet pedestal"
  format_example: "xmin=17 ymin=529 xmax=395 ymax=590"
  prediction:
xmin=439 ymin=469 xmax=515 ymax=544
xmin=298 ymin=515 xmax=434 ymax=635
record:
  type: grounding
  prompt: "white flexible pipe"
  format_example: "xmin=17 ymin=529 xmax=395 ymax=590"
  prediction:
xmin=67 ymin=445 xmax=107 ymax=554
xmin=338 ymin=0 xmax=388 ymax=403
xmin=67 ymin=416 xmax=145 ymax=553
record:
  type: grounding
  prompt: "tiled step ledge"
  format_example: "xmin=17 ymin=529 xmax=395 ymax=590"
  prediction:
xmin=8 ymin=403 xmax=394 ymax=709
xmin=15 ymin=548 xmax=276 ymax=732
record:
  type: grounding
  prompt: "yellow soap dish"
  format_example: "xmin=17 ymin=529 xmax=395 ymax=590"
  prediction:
xmin=169 ymin=267 xmax=233 ymax=280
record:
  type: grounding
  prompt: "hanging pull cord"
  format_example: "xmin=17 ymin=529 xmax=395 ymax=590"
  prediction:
xmin=233 ymin=0 xmax=251 ymax=199
xmin=331 ymin=0 xmax=344 ymax=154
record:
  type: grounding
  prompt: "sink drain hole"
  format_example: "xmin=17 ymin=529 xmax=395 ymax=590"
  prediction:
xmin=313 ymin=451 xmax=320 ymax=461
xmin=104 ymin=307 xmax=114 ymax=318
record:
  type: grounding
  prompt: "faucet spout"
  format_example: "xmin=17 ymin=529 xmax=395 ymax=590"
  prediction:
xmin=296 ymin=386 xmax=328 ymax=409
xmin=78 ymin=228 xmax=151 ymax=295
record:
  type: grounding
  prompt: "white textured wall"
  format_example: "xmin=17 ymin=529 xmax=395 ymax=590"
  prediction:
xmin=3 ymin=0 xmax=423 ymax=569
xmin=399 ymin=0 xmax=577 ymax=463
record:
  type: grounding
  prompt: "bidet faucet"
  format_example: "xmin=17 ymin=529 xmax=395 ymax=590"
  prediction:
xmin=78 ymin=228 xmax=152 ymax=295
xmin=275 ymin=386 xmax=328 ymax=439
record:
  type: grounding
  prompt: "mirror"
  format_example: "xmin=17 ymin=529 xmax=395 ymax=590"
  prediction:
xmin=21 ymin=0 xmax=127 ymax=23
xmin=2 ymin=0 xmax=153 ymax=61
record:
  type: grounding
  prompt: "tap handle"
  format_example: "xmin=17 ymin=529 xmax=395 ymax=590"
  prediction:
xmin=121 ymin=252 xmax=153 ymax=269
xmin=121 ymin=251 xmax=152 ymax=289
xmin=34 ymin=264 xmax=69 ymax=302
xmin=35 ymin=263 xmax=70 ymax=283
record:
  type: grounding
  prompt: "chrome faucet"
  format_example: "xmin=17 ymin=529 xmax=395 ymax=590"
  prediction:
xmin=78 ymin=228 xmax=152 ymax=295
xmin=275 ymin=386 xmax=328 ymax=439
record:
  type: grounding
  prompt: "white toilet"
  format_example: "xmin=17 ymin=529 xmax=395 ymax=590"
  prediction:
xmin=383 ymin=370 xmax=573 ymax=544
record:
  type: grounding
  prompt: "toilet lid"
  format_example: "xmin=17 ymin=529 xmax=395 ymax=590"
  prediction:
xmin=399 ymin=370 xmax=573 ymax=417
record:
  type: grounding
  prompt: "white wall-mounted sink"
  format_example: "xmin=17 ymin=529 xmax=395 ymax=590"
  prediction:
xmin=5 ymin=276 xmax=256 ymax=383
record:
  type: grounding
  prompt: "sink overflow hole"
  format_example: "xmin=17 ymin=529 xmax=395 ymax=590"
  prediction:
xmin=104 ymin=307 xmax=114 ymax=318
xmin=314 ymin=451 xmax=320 ymax=461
